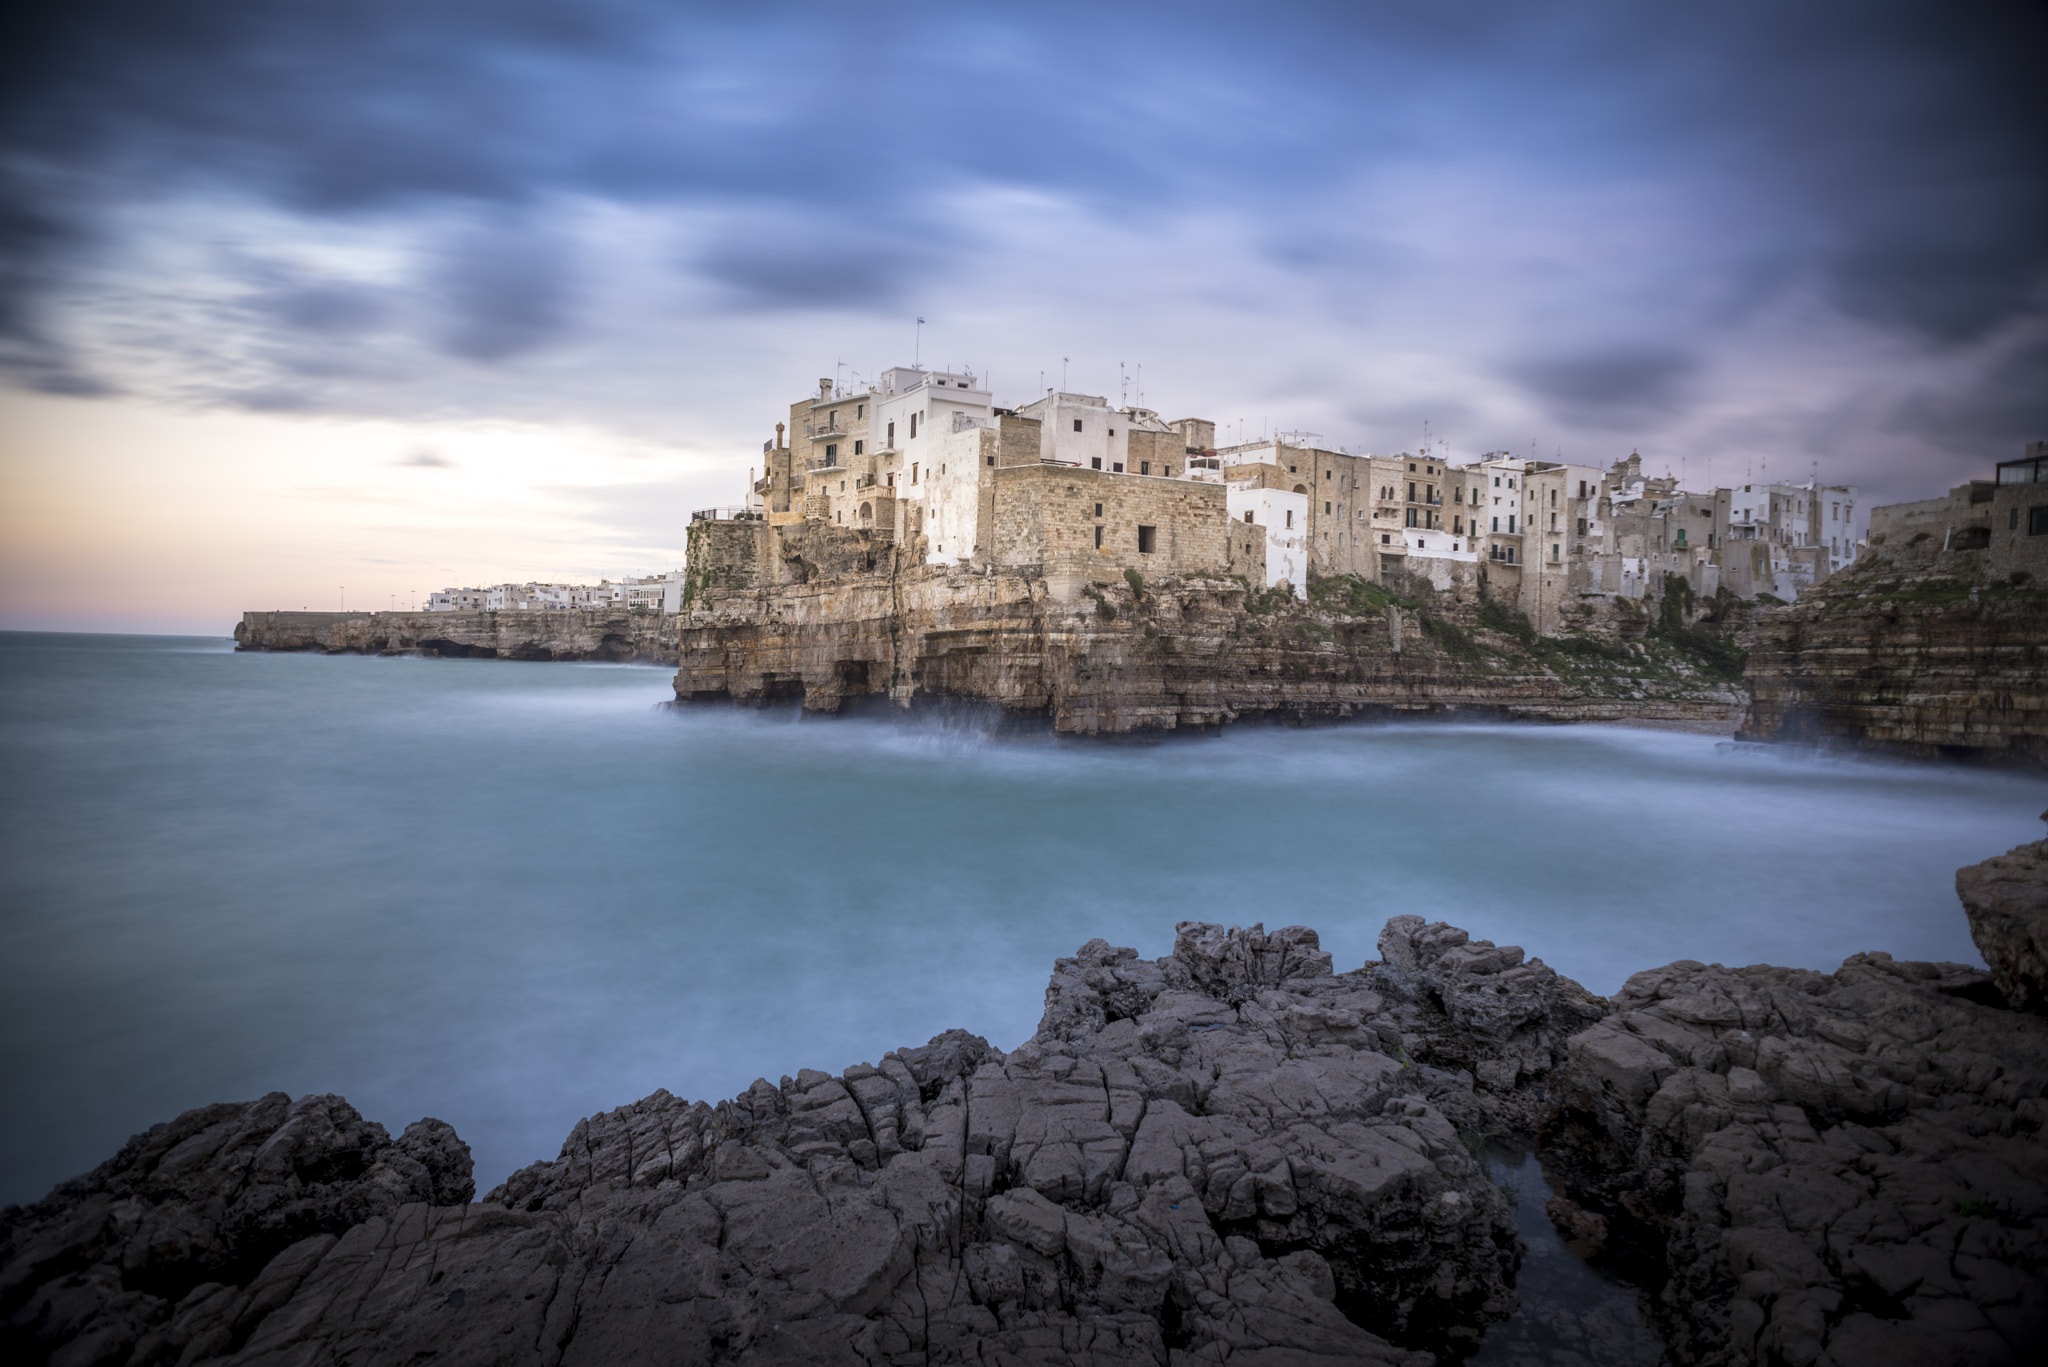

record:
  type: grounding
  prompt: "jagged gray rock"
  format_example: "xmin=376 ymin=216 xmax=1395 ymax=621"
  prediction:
xmin=0 ymin=1093 xmax=471 ymax=1367
xmin=1546 ymin=948 xmax=2048 ymax=1366
xmin=5 ymin=921 xmax=1600 ymax=1367
xmin=1957 ymin=835 xmax=2048 ymax=1014
xmin=8 ymin=895 xmax=2046 ymax=1367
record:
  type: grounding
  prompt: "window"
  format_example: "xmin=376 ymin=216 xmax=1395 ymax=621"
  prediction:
xmin=1577 ymin=518 xmax=1587 ymax=535
xmin=1408 ymin=482 xmax=1416 ymax=501
xmin=1550 ymin=490 xmax=1557 ymax=506
xmin=1553 ymin=544 xmax=1560 ymax=562
xmin=1141 ymin=461 xmax=1151 ymax=476
xmin=1326 ymin=470 xmax=1333 ymax=480
xmin=1138 ymin=525 xmax=1157 ymax=553
xmin=2030 ymin=506 xmax=2048 ymax=536
xmin=1491 ymin=516 xmax=1499 ymax=531
xmin=1109 ymin=428 xmax=1115 ymax=436
xmin=1406 ymin=508 xmax=1418 ymax=527
xmin=1453 ymin=516 xmax=1462 ymax=533
xmin=887 ymin=421 xmax=896 ymax=446
xmin=1095 ymin=503 xmax=1104 ymax=517
xmin=986 ymin=454 xmax=994 ymax=466
xmin=912 ymin=462 xmax=918 ymax=483
xmin=839 ymin=480 xmax=847 ymax=492
xmin=1289 ymin=465 xmax=1298 ymax=474
xmin=829 ymin=410 xmax=837 ymax=425
xmin=1091 ymin=457 xmax=1102 ymax=470
xmin=1427 ymin=466 xmax=1435 ymax=475
xmin=854 ymin=440 xmax=864 ymax=455
xmin=1380 ymin=533 xmax=1391 ymax=544
xmin=1578 ymin=480 xmax=1587 ymax=497
xmin=1675 ymin=528 xmax=1685 ymax=545
xmin=1325 ymin=501 xmax=1332 ymax=514
xmin=1409 ymin=462 xmax=1416 ymax=472
xmin=887 ymin=473 xmax=894 ymax=487
xmin=1113 ymin=463 xmax=1124 ymax=473
xmin=1074 ymin=419 xmax=1084 ymax=432
xmin=1494 ymin=476 xmax=1501 ymax=487
xmin=910 ymin=414 xmax=918 ymax=439
xmin=1094 ymin=526 xmax=1103 ymax=549
xmin=857 ymin=404 xmax=864 ymax=418
xmin=825 ymin=443 xmax=837 ymax=460
xmin=1509 ymin=515 xmax=1517 ymax=533
xmin=1285 ymin=510 xmax=1294 ymax=529
xmin=1243 ymin=510 xmax=1254 ymax=523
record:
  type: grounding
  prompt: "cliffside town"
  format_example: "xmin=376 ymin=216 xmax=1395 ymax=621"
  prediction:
xmin=739 ymin=368 xmax=1868 ymax=617
xmin=668 ymin=365 xmax=1887 ymax=733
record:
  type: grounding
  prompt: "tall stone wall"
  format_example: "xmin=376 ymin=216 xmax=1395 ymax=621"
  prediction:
xmin=988 ymin=464 xmax=1228 ymax=580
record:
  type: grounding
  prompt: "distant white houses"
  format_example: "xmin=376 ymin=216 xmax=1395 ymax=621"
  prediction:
xmin=428 ymin=571 xmax=687 ymax=614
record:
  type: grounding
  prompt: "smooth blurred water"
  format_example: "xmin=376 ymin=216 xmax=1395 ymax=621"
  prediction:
xmin=3 ymin=631 xmax=2042 ymax=1208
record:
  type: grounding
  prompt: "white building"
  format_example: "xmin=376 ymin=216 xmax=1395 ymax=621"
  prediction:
xmin=1226 ymin=484 xmax=1308 ymax=595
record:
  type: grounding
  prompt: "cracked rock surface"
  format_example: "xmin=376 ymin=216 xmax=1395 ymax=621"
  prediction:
xmin=1545 ymin=940 xmax=2048 ymax=1366
xmin=5 ymin=920 xmax=1597 ymax=1366
xmin=1957 ymin=836 xmax=2048 ymax=1015
xmin=8 ymin=886 xmax=2046 ymax=1367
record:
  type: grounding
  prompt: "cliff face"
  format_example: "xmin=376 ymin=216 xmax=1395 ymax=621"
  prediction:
xmin=234 ymin=610 xmax=679 ymax=664
xmin=674 ymin=549 xmax=1745 ymax=735
xmin=7 ymin=843 xmax=2045 ymax=1367
xmin=1738 ymin=534 xmax=2048 ymax=766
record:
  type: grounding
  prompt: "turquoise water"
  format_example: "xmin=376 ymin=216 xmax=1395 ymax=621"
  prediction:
xmin=2 ymin=630 xmax=2042 ymax=1208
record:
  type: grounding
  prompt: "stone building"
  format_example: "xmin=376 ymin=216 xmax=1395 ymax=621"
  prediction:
xmin=707 ymin=361 xmax=1910 ymax=627
xmin=1866 ymin=441 xmax=2048 ymax=582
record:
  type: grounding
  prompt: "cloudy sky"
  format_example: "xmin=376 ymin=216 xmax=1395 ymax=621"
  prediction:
xmin=2 ymin=0 xmax=2042 ymax=632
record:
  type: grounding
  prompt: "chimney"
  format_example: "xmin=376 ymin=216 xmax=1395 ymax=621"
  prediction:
xmin=819 ymin=379 xmax=832 ymax=398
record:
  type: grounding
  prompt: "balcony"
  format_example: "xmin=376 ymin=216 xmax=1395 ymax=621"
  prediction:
xmin=805 ymin=456 xmax=840 ymax=472
xmin=803 ymin=420 xmax=845 ymax=439
xmin=690 ymin=506 xmax=763 ymax=523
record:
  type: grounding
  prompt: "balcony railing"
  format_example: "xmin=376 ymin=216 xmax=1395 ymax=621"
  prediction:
xmin=803 ymin=421 xmax=845 ymax=439
xmin=691 ymin=506 xmax=763 ymax=522
xmin=805 ymin=456 xmax=840 ymax=471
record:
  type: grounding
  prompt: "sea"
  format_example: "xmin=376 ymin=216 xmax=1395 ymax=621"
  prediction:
xmin=4 ymin=629 xmax=2042 ymax=1227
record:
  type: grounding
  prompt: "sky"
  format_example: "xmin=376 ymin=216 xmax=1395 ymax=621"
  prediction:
xmin=1 ymin=0 xmax=2043 ymax=633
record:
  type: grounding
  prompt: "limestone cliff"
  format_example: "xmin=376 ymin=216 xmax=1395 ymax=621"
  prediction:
xmin=674 ymin=537 xmax=1744 ymax=735
xmin=1738 ymin=527 xmax=2048 ymax=766
xmin=7 ymin=842 xmax=2045 ymax=1367
xmin=234 ymin=610 xmax=679 ymax=664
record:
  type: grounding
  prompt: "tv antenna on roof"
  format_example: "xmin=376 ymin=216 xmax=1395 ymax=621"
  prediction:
xmin=914 ymin=318 xmax=925 ymax=368
xmin=1120 ymin=362 xmax=1127 ymax=406
xmin=1062 ymin=357 xmax=1069 ymax=390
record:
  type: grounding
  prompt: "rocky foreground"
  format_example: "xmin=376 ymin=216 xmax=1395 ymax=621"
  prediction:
xmin=5 ymin=844 xmax=2045 ymax=1367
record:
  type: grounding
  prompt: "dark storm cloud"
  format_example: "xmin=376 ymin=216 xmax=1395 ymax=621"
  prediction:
xmin=1511 ymin=349 xmax=1696 ymax=425
xmin=430 ymin=225 xmax=577 ymax=362
xmin=696 ymin=219 xmax=935 ymax=311
xmin=0 ymin=0 xmax=2042 ymax=451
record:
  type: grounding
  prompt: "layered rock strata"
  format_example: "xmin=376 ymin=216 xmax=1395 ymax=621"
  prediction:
xmin=674 ymin=556 xmax=1743 ymax=735
xmin=8 ymin=855 xmax=2045 ymax=1366
xmin=234 ymin=610 xmax=678 ymax=664
xmin=1738 ymin=531 xmax=2048 ymax=767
